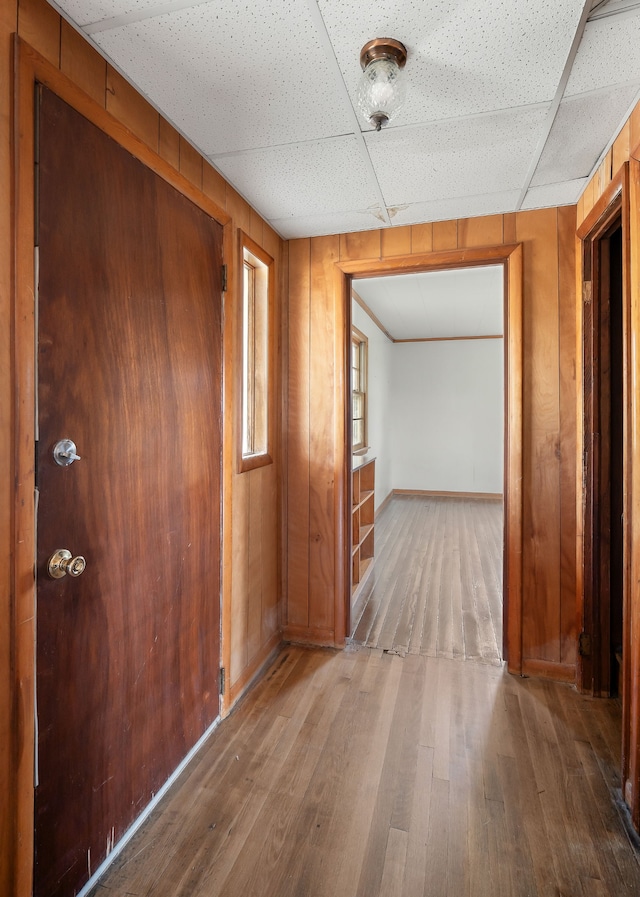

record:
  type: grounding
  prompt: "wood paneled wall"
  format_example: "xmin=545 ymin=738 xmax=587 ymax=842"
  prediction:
xmin=2 ymin=2 xmax=283 ymax=894
xmin=286 ymin=211 xmax=578 ymax=682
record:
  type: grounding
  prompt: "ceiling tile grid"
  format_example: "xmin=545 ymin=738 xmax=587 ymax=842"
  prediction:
xmin=50 ymin=0 xmax=640 ymax=238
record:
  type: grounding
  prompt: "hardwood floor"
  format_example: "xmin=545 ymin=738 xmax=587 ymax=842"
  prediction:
xmin=90 ymin=646 xmax=637 ymax=897
xmin=351 ymin=495 xmax=503 ymax=662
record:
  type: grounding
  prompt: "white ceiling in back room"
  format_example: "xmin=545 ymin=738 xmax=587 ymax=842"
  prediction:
xmin=52 ymin=0 xmax=640 ymax=239
xmin=354 ymin=266 xmax=504 ymax=341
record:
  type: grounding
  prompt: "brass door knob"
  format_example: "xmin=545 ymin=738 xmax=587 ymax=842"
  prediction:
xmin=48 ymin=549 xmax=86 ymax=579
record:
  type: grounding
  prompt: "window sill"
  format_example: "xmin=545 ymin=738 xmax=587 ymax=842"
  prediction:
xmin=238 ymin=451 xmax=273 ymax=473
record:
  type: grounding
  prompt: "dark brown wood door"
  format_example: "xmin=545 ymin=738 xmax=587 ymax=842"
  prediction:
xmin=34 ymin=87 xmax=223 ymax=897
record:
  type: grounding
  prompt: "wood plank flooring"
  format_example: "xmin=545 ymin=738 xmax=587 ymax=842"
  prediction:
xmin=90 ymin=646 xmax=638 ymax=897
xmin=351 ymin=495 xmax=503 ymax=662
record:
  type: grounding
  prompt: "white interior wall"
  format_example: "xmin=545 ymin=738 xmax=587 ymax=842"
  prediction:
xmin=389 ymin=339 xmax=504 ymax=494
xmin=352 ymin=302 xmax=393 ymax=509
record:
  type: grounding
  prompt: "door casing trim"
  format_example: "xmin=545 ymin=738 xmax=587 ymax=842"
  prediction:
xmin=334 ymin=244 xmax=524 ymax=667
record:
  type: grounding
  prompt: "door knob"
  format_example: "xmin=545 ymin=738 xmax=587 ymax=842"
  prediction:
xmin=48 ymin=549 xmax=86 ymax=579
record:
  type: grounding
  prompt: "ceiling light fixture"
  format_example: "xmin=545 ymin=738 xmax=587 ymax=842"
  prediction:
xmin=357 ymin=38 xmax=407 ymax=132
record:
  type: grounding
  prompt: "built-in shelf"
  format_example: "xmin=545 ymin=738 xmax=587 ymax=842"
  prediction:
xmin=352 ymin=458 xmax=375 ymax=598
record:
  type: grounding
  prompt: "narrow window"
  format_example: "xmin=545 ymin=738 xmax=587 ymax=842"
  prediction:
xmin=352 ymin=327 xmax=368 ymax=453
xmin=239 ymin=233 xmax=273 ymax=471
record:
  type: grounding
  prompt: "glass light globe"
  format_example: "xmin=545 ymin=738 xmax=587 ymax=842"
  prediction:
xmin=357 ymin=56 xmax=406 ymax=131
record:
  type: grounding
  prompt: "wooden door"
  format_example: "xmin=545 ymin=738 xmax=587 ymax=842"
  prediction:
xmin=34 ymin=87 xmax=223 ymax=897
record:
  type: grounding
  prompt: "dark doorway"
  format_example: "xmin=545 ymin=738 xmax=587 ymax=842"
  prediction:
xmin=582 ymin=213 xmax=625 ymax=699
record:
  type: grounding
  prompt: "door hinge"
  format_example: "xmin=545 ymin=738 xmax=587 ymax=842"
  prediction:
xmin=219 ymin=666 xmax=226 ymax=696
xmin=583 ymin=281 xmax=592 ymax=305
xmin=579 ymin=632 xmax=592 ymax=657
xmin=221 ymin=264 xmax=227 ymax=293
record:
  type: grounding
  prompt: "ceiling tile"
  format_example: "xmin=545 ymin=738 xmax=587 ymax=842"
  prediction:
xmin=270 ymin=209 xmax=386 ymax=239
xmin=531 ymin=84 xmax=639 ymax=186
xmin=354 ymin=266 xmax=504 ymax=340
xmin=566 ymin=11 xmax=640 ymax=95
xmin=521 ymin=178 xmax=588 ymax=210
xmin=212 ymin=137 xmax=380 ymax=221
xmin=317 ymin=0 xmax=586 ymax=128
xmin=389 ymin=191 xmax=521 ymax=227
xmin=365 ymin=107 xmax=548 ymax=207
xmin=57 ymin=0 xmax=164 ymax=27
xmin=92 ymin=1 xmax=355 ymax=154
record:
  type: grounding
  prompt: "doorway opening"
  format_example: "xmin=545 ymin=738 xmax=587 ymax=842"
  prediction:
xmin=347 ymin=267 xmax=505 ymax=662
xmin=581 ymin=209 xmax=625 ymax=700
xmin=337 ymin=244 xmax=523 ymax=671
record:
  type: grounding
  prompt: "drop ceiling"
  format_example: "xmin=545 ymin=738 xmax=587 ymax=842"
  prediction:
xmin=51 ymin=0 xmax=640 ymax=239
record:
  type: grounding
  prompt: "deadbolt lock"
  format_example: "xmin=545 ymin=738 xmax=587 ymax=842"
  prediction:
xmin=48 ymin=549 xmax=86 ymax=579
xmin=53 ymin=439 xmax=81 ymax=466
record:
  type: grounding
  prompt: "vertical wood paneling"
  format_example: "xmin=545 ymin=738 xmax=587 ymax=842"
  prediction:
xmin=287 ymin=239 xmax=311 ymax=627
xmin=503 ymin=213 xmax=517 ymax=244
xmin=1 ymin=9 xmax=16 ymax=897
xmin=309 ymin=235 xmax=340 ymax=633
xmin=433 ymin=220 xmax=457 ymax=251
xmin=382 ymin=226 xmax=411 ymax=258
xmin=17 ymin=0 xmax=59 ymax=66
xmin=203 ymin=162 xmax=227 ymax=210
xmin=285 ymin=209 xmax=577 ymax=678
xmin=340 ymin=230 xmax=380 ymax=261
xmin=60 ymin=20 xmax=106 ymax=107
xmin=248 ymin=468 xmax=264 ymax=662
xmin=613 ymin=121 xmax=631 ymax=177
xmin=458 ymin=214 xmax=503 ymax=248
xmin=225 ymin=187 xmax=252 ymax=235
xmin=250 ymin=207 xmax=264 ymax=245
xmin=557 ymin=205 xmax=578 ymax=667
xmin=179 ymin=136 xmax=203 ymax=189
xmin=630 ymin=103 xmax=640 ymax=157
xmin=411 ymin=223 xmax=433 ymax=253
xmin=158 ymin=118 xmax=180 ymax=169
xmin=517 ymin=208 xmax=562 ymax=664
xmin=262 ymin=466 xmax=279 ymax=640
xmin=230 ymin=471 xmax=249 ymax=680
xmin=106 ymin=66 xmax=159 ymax=151
xmin=583 ymin=178 xmax=596 ymax=219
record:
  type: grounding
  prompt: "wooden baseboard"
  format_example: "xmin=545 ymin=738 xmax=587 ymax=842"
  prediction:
xmin=226 ymin=631 xmax=283 ymax=714
xmin=283 ymin=624 xmax=336 ymax=647
xmin=521 ymin=659 xmax=576 ymax=683
xmin=393 ymin=489 xmax=503 ymax=502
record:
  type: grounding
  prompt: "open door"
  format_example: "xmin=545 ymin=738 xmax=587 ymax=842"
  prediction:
xmin=34 ymin=87 xmax=223 ymax=897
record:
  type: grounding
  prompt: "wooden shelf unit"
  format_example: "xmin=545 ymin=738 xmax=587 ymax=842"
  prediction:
xmin=352 ymin=458 xmax=375 ymax=593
